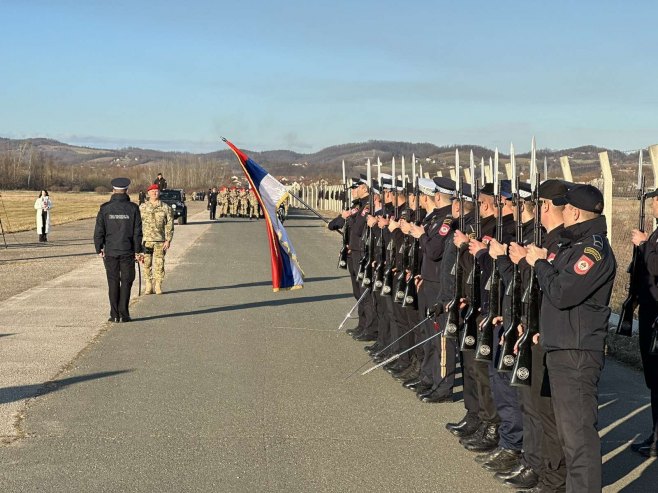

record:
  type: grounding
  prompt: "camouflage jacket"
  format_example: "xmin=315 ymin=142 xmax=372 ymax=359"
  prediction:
xmin=139 ymin=200 xmax=174 ymax=242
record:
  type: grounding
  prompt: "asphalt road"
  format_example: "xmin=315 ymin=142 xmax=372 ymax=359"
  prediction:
xmin=0 ymin=210 xmax=656 ymax=492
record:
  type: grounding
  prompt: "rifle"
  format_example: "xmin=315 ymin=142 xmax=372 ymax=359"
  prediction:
xmin=338 ymin=161 xmax=349 ymax=270
xmin=402 ymin=175 xmax=421 ymax=308
xmin=512 ymin=169 xmax=541 ymax=387
xmin=361 ymin=162 xmax=376 ymax=288
xmin=381 ymin=162 xmax=399 ymax=297
xmin=460 ymin=178 xmax=481 ymax=351
xmin=475 ymin=149 xmax=502 ymax=362
xmin=373 ymin=182 xmax=390 ymax=293
xmin=617 ymin=156 xmax=646 ymax=336
xmin=393 ymin=158 xmax=409 ymax=304
xmin=357 ymin=160 xmax=373 ymax=282
xmin=445 ymin=168 xmax=465 ymax=339
xmin=497 ymin=173 xmax=524 ymax=372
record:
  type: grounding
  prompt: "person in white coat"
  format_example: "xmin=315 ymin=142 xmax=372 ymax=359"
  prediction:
xmin=34 ymin=190 xmax=52 ymax=242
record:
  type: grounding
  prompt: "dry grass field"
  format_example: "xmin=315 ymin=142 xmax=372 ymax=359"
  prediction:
xmin=0 ymin=190 xmax=117 ymax=233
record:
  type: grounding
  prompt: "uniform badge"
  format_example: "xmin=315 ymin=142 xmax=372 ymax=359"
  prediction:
xmin=574 ymin=255 xmax=594 ymax=275
xmin=350 ymin=207 xmax=359 ymax=216
xmin=439 ymin=224 xmax=451 ymax=236
xmin=547 ymin=252 xmax=556 ymax=263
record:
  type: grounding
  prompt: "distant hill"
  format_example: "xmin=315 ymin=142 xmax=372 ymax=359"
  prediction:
xmin=0 ymin=136 xmax=647 ymax=190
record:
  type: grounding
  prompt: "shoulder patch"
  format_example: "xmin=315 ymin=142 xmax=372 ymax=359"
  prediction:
xmin=350 ymin=207 xmax=359 ymax=216
xmin=574 ymin=255 xmax=595 ymax=275
xmin=547 ymin=252 xmax=556 ymax=263
xmin=583 ymin=247 xmax=602 ymax=262
xmin=592 ymin=234 xmax=604 ymax=249
xmin=443 ymin=218 xmax=452 ymax=225
xmin=439 ymin=223 xmax=451 ymax=236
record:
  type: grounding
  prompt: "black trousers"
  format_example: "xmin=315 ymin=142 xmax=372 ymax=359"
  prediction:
xmin=490 ymin=332 xmax=523 ymax=451
xmin=460 ymin=349 xmax=481 ymax=420
xmin=418 ymin=280 xmax=441 ymax=386
xmin=349 ymin=253 xmax=377 ymax=337
xmin=546 ymin=349 xmax=603 ymax=493
xmin=638 ymin=303 xmax=658 ymax=437
xmin=209 ymin=203 xmax=217 ymax=219
xmin=533 ymin=343 xmax=566 ymax=491
xmin=104 ymin=254 xmax=135 ymax=319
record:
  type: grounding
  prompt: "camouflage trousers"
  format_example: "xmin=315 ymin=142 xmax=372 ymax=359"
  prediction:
xmin=218 ymin=202 xmax=228 ymax=216
xmin=143 ymin=241 xmax=166 ymax=282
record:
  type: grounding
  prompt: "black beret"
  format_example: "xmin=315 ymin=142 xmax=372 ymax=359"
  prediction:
xmin=553 ymin=184 xmax=604 ymax=213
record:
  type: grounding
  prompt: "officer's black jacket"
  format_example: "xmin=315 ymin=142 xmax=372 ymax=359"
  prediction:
xmin=536 ymin=216 xmax=616 ymax=352
xmin=208 ymin=192 xmax=218 ymax=205
xmin=474 ymin=215 xmax=500 ymax=316
xmin=635 ymin=227 xmax=658 ymax=305
xmin=350 ymin=197 xmax=369 ymax=252
xmin=437 ymin=212 xmax=476 ymax=309
xmin=498 ymin=219 xmax=535 ymax=320
xmin=419 ymin=204 xmax=453 ymax=282
xmin=93 ymin=194 xmax=143 ymax=256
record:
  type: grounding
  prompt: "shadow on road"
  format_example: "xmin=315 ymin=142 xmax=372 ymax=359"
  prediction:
xmin=137 ymin=293 xmax=353 ymax=322
xmin=0 ymin=333 xmax=15 ymax=339
xmin=0 ymin=251 xmax=97 ymax=264
xmin=164 ymin=275 xmax=347 ymax=295
xmin=0 ymin=370 xmax=133 ymax=405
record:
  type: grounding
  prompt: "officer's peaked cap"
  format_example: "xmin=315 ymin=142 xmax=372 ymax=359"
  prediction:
xmin=111 ymin=177 xmax=131 ymax=190
xmin=432 ymin=177 xmax=456 ymax=195
xmin=553 ymin=184 xmax=604 ymax=213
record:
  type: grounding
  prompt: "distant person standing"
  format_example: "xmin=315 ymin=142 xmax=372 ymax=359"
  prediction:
xmin=153 ymin=173 xmax=167 ymax=190
xmin=94 ymin=178 xmax=143 ymax=323
xmin=138 ymin=190 xmax=146 ymax=204
xmin=140 ymin=184 xmax=174 ymax=294
xmin=208 ymin=187 xmax=218 ymax=220
xmin=34 ymin=190 xmax=53 ymax=242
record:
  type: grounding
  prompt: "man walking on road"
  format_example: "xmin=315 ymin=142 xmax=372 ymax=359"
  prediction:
xmin=139 ymin=184 xmax=174 ymax=295
xmin=93 ymin=178 xmax=143 ymax=323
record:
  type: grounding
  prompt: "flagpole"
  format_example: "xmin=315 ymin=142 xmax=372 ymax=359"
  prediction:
xmin=288 ymin=191 xmax=342 ymax=234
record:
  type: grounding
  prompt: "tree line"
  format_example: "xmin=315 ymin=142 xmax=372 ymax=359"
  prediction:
xmin=0 ymin=143 xmax=230 ymax=192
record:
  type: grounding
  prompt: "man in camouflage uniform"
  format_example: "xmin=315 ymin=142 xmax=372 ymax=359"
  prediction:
xmin=238 ymin=188 xmax=249 ymax=217
xmin=248 ymin=189 xmax=260 ymax=220
xmin=218 ymin=186 xmax=229 ymax=217
xmin=229 ymin=188 xmax=239 ymax=217
xmin=139 ymin=184 xmax=174 ymax=294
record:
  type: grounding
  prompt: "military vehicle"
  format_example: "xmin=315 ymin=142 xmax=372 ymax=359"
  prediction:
xmin=159 ymin=189 xmax=187 ymax=225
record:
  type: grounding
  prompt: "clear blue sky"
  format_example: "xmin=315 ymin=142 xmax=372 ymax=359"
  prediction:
xmin=1 ymin=0 xmax=656 ymax=153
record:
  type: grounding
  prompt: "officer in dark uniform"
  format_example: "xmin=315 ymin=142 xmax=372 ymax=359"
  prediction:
xmin=328 ymin=175 xmax=374 ymax=339
xmin=208 ymin=187 xmax=218 ymax=220
xmin=629 ymin=187 xmax=658 ymax=458
xmin=503 ymin=179 xmax=569 ymax=491
xmin=526 ymin=184 xmax=616 ymax=493
xmin=407 ymin=177 xmax=455 ymax=402
xmin=94 ymin=178 xmax=143 ymax=323
xmin=153 ymin=173 xmax=167 ymax=190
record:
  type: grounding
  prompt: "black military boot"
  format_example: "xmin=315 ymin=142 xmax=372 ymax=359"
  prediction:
xmin=502 ymin=465 xmax=539 ymax=489
xmin=459 ymin=421 xmax=487 ymax=447
xmin=474 ymin=447 xmax=503 ymax=464
xmin=463 ymin=422 xmax=500 ymax=452
xmin=447 ymin=413 xmax=481 ymax=438
xmin=481 ymin=448 xmax=521 ymax=473
xmin=402 ymin=377 xmax=422 ymax=390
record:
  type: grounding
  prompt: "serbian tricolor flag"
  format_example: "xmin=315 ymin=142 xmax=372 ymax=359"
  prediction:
xmin=223 ymin=138 xmax=304 ymax=291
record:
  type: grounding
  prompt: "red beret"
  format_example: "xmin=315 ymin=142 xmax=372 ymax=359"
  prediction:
xmin=147 ymin=184 xmax=159 ymax=192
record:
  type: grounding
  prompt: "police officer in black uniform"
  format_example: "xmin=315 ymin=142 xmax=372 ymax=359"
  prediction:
xmin=93 ymin=178 xmax=143 ymax=323
xmin=629 ymin=187 xmax=658 ymax=458
xmin=526 ymin=184 xmax=616 ymax=493
xmin=208 ymin=187 xmax=219 ymax=220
